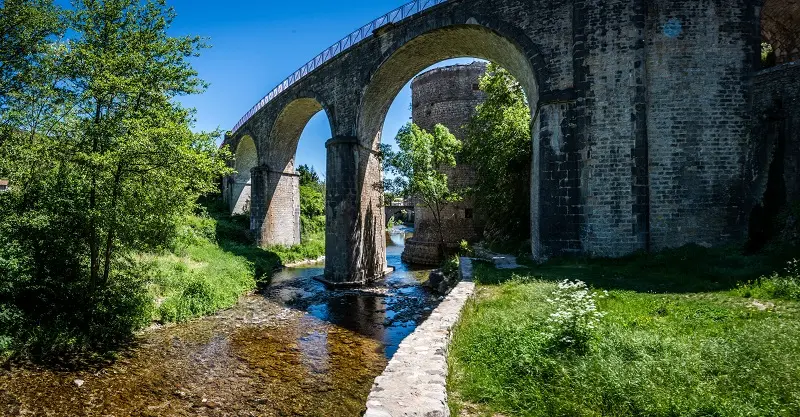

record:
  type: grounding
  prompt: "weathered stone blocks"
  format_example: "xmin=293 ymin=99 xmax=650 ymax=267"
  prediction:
xmin=223 ymin=0 xmax=765 ymax=283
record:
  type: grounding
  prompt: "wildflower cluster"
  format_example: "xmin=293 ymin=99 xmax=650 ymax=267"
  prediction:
xmin=545 ymin=280 xmax=607 ymax=352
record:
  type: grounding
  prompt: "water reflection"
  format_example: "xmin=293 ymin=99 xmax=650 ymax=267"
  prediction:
xmin=266 ymin=225 xmax=437 ymax=359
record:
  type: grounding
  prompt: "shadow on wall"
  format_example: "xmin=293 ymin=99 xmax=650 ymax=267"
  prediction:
xmin=748 ymin=63 xmax=800 ymax=251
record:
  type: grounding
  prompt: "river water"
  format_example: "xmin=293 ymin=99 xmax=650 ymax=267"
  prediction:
xmin=0 ymin=227 xmax=438 ymax=416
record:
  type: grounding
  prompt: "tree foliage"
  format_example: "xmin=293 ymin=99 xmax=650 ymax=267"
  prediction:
xmin=297 ymin=164 xmax=325 ymax=235
xmin=383 ymin=122 xmax=462 ymax=250
xmin=464 ymin=63 xmax=532 ymax=243
xmin=0 ymin=0 xmax=230 ymax=359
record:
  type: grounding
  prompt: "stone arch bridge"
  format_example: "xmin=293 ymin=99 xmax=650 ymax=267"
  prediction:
xmin=385 ymin=202 xmax=415 ymax=226
xmin=223 ymin=0 xmax=764 ymax=285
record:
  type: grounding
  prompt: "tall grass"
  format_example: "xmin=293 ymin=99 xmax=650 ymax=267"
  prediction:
xmin=138 ymin=211 xmax=261 ymax=323
xmin=448 ymin=249 xmax=800 ymax=417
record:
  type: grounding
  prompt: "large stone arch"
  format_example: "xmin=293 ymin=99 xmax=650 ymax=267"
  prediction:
xmin=249 ymin=95 xmax=333 ymax=248
xmin=321 ymin=21 xmax=545 ymax=284
xmin=229 ymin=0 xmax=761 ymax=286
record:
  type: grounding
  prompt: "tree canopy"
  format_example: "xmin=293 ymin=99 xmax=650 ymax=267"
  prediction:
xmin=463 ymin=63 xmax=532 ymax=243
xmin=383 ymin=122 xmax=462 ymax=250
xmin=0 ymin=0 xmax=230 ymax=358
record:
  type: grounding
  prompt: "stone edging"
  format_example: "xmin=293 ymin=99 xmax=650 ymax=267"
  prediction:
xmin=364 ymin=258 xmax=475 ymax=417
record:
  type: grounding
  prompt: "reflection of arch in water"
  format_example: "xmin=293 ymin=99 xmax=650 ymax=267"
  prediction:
xmin=229 ymin=135 xmax=257 ymax=215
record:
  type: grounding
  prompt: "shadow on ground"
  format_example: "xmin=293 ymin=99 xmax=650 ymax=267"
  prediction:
xmin=478 ymin=243 xmax=799 ymax=293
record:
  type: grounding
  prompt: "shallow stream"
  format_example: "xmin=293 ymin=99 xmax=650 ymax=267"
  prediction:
xmin=0 ymin=227 xmax=437 ymax=416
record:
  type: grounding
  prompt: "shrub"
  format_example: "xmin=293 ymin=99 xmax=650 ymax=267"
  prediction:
xmin=441 ymin=255 xmax=461 ymax=279
xmin=734 ymin=259 xmax=800 ymax=301
xmin=458 ymin=240 xmax=473 ymax=257
xmin=545 ymin=280 xmax=606 ymax=353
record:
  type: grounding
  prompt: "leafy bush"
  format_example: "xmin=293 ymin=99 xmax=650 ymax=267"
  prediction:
xmin=464 ymin=63 xmax=532 ymax=243
xmin=458 ymin=240 xmax=473 ymax=257
xmin=441 ymin=255 xmax=461 ymax=279
xmin=734 ymin=259 xmax=800 ymax=301
xmin=269 ymin=232 xmax=326 ymax=265
xmin=545 ymin=280 xmax=606 ymax=353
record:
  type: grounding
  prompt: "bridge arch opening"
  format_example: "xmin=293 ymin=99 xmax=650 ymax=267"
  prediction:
xmin=229 ymin=134 xmax=257 ymax=215
xmin=358 ymin=23 xmax=541 ymax=264
xmin=250 ymin=96 xmax=332 ymax=248
xmin=359 ymin=24 xmax=539 ymax=150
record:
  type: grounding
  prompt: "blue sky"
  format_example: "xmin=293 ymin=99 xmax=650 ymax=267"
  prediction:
xmin=156 ymin=0 xmax=478 ymax=178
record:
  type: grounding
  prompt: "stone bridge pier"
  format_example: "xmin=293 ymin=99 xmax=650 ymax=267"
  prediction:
xmin=223 ymin=0 xmax=765 ymax=286
xmin=250 ymin=167 xmax=301 ymax=247
xmin=324 ymin=136 xmax=388 ymax=285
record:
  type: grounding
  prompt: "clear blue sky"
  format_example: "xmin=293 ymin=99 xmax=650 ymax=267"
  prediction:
xmin=156 ymin=0 xmax=478 ymax=178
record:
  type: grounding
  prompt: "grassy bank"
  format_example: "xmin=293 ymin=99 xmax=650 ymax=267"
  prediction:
xmin=0 ymin=200 xmax=326 ymax=361
xmin=448 ymin=246 xmax=800 ymax=417
xmin=144 ymin=201 xmax=325 ymax=324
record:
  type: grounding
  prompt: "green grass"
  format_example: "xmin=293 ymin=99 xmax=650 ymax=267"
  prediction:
xmin=268 ymin=229 xmax=325 ymax=265
xmin=141 ymin=201 xmax=325 ymax=324
xmin=448 ymin=246 xmax=800 ymax=417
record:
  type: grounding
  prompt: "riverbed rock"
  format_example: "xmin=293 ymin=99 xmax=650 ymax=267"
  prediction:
xmin=73 ymin=379 xmax=84 ymax=387
xmin=426 ymin=270 xmax=458 ymax=295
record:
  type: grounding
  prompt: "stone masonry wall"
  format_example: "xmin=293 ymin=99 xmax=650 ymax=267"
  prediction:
xmin=225 ymin=0 xmax=762 ymax=281
xmin=645 ymin=0 xmax=758 ymax=250
xmin=750 ymin=61 xmax=800 ymax=216
xmin=250 ymin=168 xmax=301 ymax=248
xmin=403 ymin=62 xmax=487 ymax=265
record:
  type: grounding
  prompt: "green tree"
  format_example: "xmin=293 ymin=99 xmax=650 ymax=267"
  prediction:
xmin=0 ymin=0 xmax=230 ymax=358
xmin=464 ymin=63 xmax=532 ymax=243
xmin=297 ymin=164 xmax=320 ymax=186
xmin=0 ymin=0 xmax=62 ymax=100
xmin=0 ymin=0 xmax=64 ymax=147
xmin=297 ymin=164 xmax=325 ymax=235
xmin=384 ymin=122 xmax=462 ymax=253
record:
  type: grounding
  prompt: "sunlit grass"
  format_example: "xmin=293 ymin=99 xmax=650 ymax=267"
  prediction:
xmin=448 ymin=248 xmax=800 ymax=417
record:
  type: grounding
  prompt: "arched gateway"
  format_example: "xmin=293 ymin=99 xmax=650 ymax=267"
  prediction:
xmin=223 ymin=0 xmax=763 ymax=285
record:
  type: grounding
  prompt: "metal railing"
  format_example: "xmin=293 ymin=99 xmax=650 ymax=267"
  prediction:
xmin=232 ymin=0 xmax=450 ymax=134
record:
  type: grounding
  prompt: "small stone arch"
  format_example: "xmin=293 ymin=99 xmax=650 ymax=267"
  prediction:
xmin=229 ymin=134 xmax=258 ymax=215
xmin=263 ymin=94 xmax=334 ymax=172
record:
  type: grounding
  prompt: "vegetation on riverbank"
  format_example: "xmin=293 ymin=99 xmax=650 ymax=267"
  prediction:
xmin=0 ymin=0 xmax=234 ymax=361
xmin=448 ymin=245 xmax=800 ymax=417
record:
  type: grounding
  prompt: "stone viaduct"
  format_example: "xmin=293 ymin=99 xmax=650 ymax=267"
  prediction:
xmin=222 ymin=0 xmax=764 ymax=286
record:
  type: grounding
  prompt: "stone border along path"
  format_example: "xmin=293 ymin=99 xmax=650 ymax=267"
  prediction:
xmin=364 ymin=257 xmax=475 ymax=417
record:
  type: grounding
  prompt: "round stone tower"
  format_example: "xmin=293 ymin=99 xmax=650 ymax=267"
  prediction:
xmin=402 ymin=61 xmax=488 ymax=265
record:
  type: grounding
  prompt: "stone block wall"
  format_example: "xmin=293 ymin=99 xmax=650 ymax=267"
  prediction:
xmin=404 ymin=62 xmax=487 ymax=265
xmin=645 ymin=0 xmax=758 ymax=250
xmin=750 ymin=61 xmax=800 ymax=228
xmin=250 ymin=167 xmax=301 ymax=248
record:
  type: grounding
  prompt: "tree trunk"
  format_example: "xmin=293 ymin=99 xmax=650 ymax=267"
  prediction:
xmin=102 ymin=163 xmax=123 ymax=284
xmin=89 ymin=101 xmax=102 ymax=287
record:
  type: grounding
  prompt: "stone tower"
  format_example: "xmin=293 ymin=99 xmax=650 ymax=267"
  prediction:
xmin=402 ymin=61 xmax=488 ymax=265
